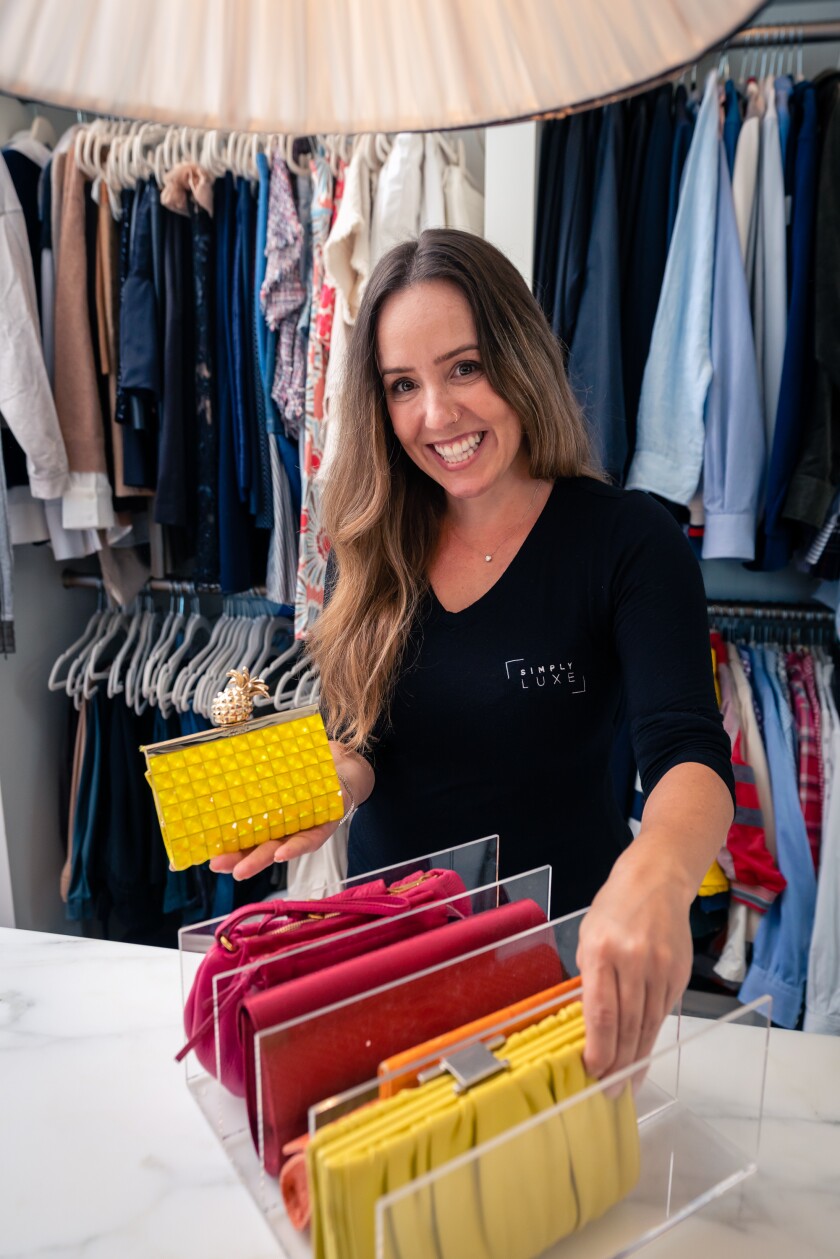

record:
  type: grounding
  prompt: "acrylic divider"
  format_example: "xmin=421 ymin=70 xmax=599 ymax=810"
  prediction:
xmin=251 ymin=902 xmax=575 ymax=1229
xmin=373 ymin=996 xmax=772 ymax=1259
xmin=178 ymin=864 xmax=554 ymax=1259
xmin=177 ymin=833 xmax=501 ymax=1091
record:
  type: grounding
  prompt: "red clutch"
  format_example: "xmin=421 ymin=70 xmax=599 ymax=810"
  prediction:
xmin=178 ymin=868 xmax=470 ymax=1096
xmin=240 ymin=898 xmax=565 ymax=1175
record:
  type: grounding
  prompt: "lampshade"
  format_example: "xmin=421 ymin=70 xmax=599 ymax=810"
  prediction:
xmin=0 ymin=0 xmax=763 ymax=134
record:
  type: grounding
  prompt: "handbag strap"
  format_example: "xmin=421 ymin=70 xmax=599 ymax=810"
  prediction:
xmin=215 ymin=894 xmax=414 ymax=946
xmin=177 ymin=893 xmax=417 ymax=1063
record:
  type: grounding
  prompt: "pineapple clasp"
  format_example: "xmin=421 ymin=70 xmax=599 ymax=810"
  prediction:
xmin=211 ymin=668 xmax=271 ymax=727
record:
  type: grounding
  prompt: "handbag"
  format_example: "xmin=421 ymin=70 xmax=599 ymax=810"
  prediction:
xmin=308 ymin=1001 xmax=640 ymax=1259
xmin=142 ymin=673 xmax=344 ymax=871
xmin=177 ymin=867 xmax=471 ymax=1096
xmin=376 ymin=975 xmax=583 ymax=1097
xmin=279 ymin=976 xmax=585 ymax=1232
xmin=240 ymin=898 xmax=565 ymax=1175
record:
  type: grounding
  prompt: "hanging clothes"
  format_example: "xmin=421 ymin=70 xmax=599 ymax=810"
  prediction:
xmin=622 ymin=84 xmax=673 ymax=443
xmin=370 ymin=133 xmax=423 ymax=267
xmin=701 ymin=140 xmax=765 ymax=561
xmin=262 ymin=154 xmax=307 ymax=442
xmin=732 ymin=78 xmax=763 ymax=262
xmin=739 ymin=647 xmax=818 ymax=1029
xmin=805 ymin=654 xmax=840 ymax=1034
xmin=754 ymin=82 xmax=818 ymax=571
xmin=750 ymin=76 xmax=788 ymax=466
xmin=627 ymin=72 xmax=719 ymax=509
xmin=567 ymin=105 xmax=626 ymax=482
xmin=784 ymin=75 xmax=840 ymax=533
xmin=295 ymin=152 xmax=340 ymax=636
xmin=256 ymin=151 xmax=298 ymax=608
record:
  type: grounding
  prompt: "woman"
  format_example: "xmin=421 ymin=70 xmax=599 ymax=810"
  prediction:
xmin=211 ymin=229 xmax=735 ymax=1083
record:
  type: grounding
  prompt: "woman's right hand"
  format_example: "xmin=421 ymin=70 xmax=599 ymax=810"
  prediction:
xmin=208 ymin=743 xmax=374 ymax=881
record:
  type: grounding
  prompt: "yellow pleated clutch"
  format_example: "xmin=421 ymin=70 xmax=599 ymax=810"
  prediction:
xmin=307 ymin=1001 xmax=640 ymax=1259
xmin=141 ymin=672 xmax=344 ymax=871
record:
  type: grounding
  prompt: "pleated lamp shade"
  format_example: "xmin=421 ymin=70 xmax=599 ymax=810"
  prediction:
xmin=0 ymin=0 xmax=763 ymax=134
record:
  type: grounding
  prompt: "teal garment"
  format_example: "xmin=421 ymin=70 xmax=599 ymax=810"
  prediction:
xmin=723 ymin=79 xmax=741 ymax=177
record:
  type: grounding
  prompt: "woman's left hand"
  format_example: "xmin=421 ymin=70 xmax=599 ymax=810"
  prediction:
xmin=575 ymin=849 xmax=694 ymax=1082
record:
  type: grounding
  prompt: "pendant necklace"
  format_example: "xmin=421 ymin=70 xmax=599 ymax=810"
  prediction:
xmin=448 ymin=480 xmax=544 ymax=563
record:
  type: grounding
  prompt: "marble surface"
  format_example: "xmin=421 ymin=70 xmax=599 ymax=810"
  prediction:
xmin=1 ymin=926 xmax=839 ymax=1259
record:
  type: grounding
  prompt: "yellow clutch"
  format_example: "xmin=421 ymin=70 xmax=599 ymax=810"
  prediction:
xmin=141 ymin=670 xmax=344 ymax=871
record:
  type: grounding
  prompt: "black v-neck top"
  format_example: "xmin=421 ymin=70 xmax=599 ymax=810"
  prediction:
xmin=346 ymin=478 xmax=734 ymax=916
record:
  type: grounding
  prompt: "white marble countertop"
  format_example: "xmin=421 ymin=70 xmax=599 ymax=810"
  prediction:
xmin=1 ymin=926 xmax=839 ymax=1259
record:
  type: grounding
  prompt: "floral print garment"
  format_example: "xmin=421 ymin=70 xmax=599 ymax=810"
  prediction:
xmin=260 ymin=153 xmax=306 ymax=440
xmin=295 ymin=155 xmax=345 ymax=638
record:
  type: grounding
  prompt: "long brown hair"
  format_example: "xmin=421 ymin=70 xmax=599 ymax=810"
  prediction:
xmin=308 ymin=228 xmax=604 ymax=752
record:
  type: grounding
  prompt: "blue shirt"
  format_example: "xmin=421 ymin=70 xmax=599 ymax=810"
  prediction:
xmin=739 ymin=648 xmax=817 ymax=1028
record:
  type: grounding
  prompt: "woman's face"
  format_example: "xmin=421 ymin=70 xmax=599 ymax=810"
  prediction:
xmin=376 ymin=280 xmax=529 ymax=502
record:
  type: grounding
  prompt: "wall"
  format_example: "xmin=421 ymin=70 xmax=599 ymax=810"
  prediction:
xmin=0 ymin=95 xmax=88 ymax=932
xmin=0 ymin=547 xmax=95 ymax=931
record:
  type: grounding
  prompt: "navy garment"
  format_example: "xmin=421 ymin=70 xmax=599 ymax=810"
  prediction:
xmin=121 ymin=180 xmax=161 ymax=400
xmin=190 ymin=201 xmax=220 ymax=585
xmin=619 ymin=92 xmax=653 ymax=290
xmin=784 ymin=75 xmax=840 ymax=531
xmin=215 ymin=174 xmax=258 ymax=593
xmin=114 ymin=187 xmax=134 ymax=427
xmin=551 ymin=111 xmax=599 ymax=351
xmin=156 ymin=210 xmax=196 ymax=552
xmin=622 ymin=85 xmax=673 ymax=469
xmin=568 ymin=104 xmax=627 ymax=481
xmin=534 ymin=121 xmax=569 ymax=320
xmin=66 ymin=695 xmax=106 ymax=923
xmin=101 ymin=702 xmax=178 ymax=945
xmin=722 ymin=79 xmax=742 ymax=177
xmin=115 ymin=188 xmax=154 ymax=489
xmin=754 ymin=83 xmax=818 ymax=570
xmin=232 ymin=178 xmax=254 ymax=507
xmin=667 ymin=84 xmax=695 ymax=247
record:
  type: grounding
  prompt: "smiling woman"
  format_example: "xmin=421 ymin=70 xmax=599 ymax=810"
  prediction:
xmin=211 ymin=229 xmax=737 ymax=1084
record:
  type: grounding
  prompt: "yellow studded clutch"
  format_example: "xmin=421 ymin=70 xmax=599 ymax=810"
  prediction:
xmin=141 ymin=671 xmax=344 ymax=871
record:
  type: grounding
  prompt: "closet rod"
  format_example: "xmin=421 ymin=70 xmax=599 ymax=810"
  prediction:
xmin=707 ymin=600 xmax=834 ymax=623
xmin=727 ymin=21 xmax=840 ymax=47
xmin=61 ymin=571 xmax=268 ymax=597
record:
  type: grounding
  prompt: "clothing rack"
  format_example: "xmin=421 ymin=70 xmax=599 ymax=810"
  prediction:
xmin=707 ymin=600 xmax=834 ymax=623
xmin=727 ymin=21 xmax=840 ymax=48
xmin=707 ymin=599 xmax=837 ymax=646
xmin=61 ymin=572 xmax=268 ymax=598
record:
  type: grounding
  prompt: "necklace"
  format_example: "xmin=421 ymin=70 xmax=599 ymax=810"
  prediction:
xmin=448 ymin=480 xmax=545 ymax=563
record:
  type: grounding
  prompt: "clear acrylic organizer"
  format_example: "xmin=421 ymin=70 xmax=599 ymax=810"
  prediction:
xmin=177 ymin=837 xmax=770 ymax=1259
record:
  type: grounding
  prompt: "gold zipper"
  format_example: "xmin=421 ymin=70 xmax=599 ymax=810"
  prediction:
xmin=140 ymin=703 xmax=320 ymax=757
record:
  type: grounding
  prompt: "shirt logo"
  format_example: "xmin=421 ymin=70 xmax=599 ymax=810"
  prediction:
xmin=504 ymin=659 xmax=586 ymax=693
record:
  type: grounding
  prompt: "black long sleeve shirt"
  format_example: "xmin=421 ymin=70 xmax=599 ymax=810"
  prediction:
xmin=347 ymin=478 xmax=735 ymax=917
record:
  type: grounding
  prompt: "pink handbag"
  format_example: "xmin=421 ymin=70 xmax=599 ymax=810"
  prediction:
xmin=177 ymin=869 xmax=471 ymax=1096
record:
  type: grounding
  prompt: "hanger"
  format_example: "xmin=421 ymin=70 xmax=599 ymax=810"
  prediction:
xmin=142 ymin=586 xmax=190 ymax=705
xmin=29 ymin=110 xmax=55 ymax=148
xmin=65 ymin=603 xmax=121 ymax=709
xmin=81 ymin=602 xmax=135 ymax=699
xmin=170 ymin=598 xmax=236 ymax=712
xmin=285 ymin=134 xmax=310 ymax=177
xmin=107 ymin=595 xmax=148 ymax=699
xmin=124 ymin=599 xmax=161 ymax=715
xmin=272 ymin=651 xmax=314 ymax=710
xmin=157 ymin=601 xmax=212 ymax=716
xmin=47 ymin=595 xmax=107 ymax=693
